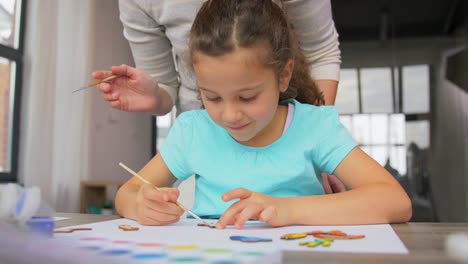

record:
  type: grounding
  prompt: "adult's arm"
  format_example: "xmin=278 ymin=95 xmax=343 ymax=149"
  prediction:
xmin=282 ymin=0 xmax=341 ymax=105
xmin=119 ymin=0 xmax=180 ymax=115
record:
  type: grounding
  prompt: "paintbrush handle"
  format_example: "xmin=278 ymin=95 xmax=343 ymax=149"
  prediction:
xmin=87 ymin=75 xmax=118 ymax=87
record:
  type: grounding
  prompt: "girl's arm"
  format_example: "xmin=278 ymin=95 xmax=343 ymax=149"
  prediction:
xmin=287 ymin=147 xmax=412 ymax=225
xmin=217 ymin=147 xmax=412 ymax=228
xmin=115 ymin=154 xmax=183 ymax=225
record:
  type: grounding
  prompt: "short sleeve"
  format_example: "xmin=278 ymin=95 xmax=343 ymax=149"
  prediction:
xmin=316 ymin=107 xmax=357 ymax=174
xmin=159 ymin=112 xmax=194 ymax=181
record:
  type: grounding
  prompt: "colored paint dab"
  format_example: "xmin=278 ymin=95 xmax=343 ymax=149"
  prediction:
xmin=307 ymin=230 xmax=365 ymax=240
xmin=230 ymin=235 xmax=272 ymax=242
xmin=300 ymin=239 xmax=333 ymax=248
xmin=280 ymin=233 xmax=308 ymax=240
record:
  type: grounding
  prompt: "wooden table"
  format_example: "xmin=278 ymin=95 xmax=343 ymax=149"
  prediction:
xmin=55 ymin=213 xmax=468 ymax=264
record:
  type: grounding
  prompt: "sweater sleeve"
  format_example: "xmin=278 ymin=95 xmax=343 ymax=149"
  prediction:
xmin=282 ymin=0 xmax=341 ymax=81
xmin=118 ymin=0 xmax=179 ymax=105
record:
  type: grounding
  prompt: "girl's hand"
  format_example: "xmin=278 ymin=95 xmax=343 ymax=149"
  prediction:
xmin=216 ymin=188 xmax=288 ymax=229
xmin=134 ymin=184 xmax=184 ymax=225
xmin=92 ymin=64 xmax=160 ymax=112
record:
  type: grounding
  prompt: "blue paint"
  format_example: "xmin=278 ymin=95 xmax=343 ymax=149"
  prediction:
xmin=133 ymin=253 xmax=167 ymax=259
xmin=100 ymin=249 xmax=132 ymax=256
xmin=230 ymin=235 xmax=272 ymax=242
xmin=79 ymin=246 xmax=102 ymax=251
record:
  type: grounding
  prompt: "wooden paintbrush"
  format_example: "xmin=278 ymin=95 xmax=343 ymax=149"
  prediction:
xmin=73 ymin=75 xmax=119 ymax=93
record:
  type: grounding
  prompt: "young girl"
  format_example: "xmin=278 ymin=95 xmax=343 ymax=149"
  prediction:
xmin=115 ymin=0 xmax=412 ymax=229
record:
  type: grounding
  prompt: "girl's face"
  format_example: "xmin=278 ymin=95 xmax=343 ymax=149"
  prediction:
xmin=193 ymin=47 xmax=292 ymax=146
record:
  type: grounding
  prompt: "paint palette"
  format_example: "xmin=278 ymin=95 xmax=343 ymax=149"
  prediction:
xmin=57 ymin=235 xmax=280 ymax=263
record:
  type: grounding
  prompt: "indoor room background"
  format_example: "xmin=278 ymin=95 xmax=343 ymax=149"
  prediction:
xmin=0 ymin=0 xmax=467 ymax=222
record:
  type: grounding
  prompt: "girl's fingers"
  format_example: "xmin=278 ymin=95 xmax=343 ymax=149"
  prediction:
xmin=141 ymin=185 xmax=165 ymax=201
xmin=216 ymin=200 xmax=249 ymax=229
xmin=143 ymin=203 xmax=182 ymax=222
xmin=162 ymin=188 xmax=180 ymax=203
xmin=143 ymin=198 xmax=183 ymax=216
xmin=222 ymin=188 xmax=252 ymax=202
xmin=259 ymin=206 xmax=276 ymax=224
xmin=141 ymin=186 xmax=184 ymax=215
xmin=138 ymin=207 xmax=181 ymax=226
xmin=232 ymin=204 xmax=263 ymax=229
xmin=138 ymin=213 xmax=161 ymax=226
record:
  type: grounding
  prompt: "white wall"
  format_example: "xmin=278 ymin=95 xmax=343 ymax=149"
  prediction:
xmin=86 ymin=1 xmax=152 ymax=184
xmin=431 ymin=55 xmax=468 ymax=221
xmin=19 ymin=0 xmax=151 ymax=212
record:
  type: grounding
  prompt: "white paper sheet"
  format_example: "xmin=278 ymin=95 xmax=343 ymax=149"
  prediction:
xmin=53 ymin=217 xmax=70 ymax=221
xmin=55 ymin=218 xmax=408 ymax=254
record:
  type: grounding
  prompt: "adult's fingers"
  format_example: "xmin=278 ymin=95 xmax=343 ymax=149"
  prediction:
xmin=92 ymin=70 xmax=113 ymax=80
xmin=109 ymin=100 xmax=122 ymax=109
xmin=97 ymin=82 xmax=113 ymax=93
xmin=111 ymin=64 xmax=138 ymax=79
xmin=321 ymin=172 xmax=333 ymax=194
xmin=328 ymin=174 xmax=346 ymax=193
xmin=101 ymin=92 xmax=118 ymax=102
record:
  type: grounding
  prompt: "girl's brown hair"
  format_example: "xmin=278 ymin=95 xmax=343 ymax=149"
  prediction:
xmin=189 ymin=0 xmax=324 ymax=106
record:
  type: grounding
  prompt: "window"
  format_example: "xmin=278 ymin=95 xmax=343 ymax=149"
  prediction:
xmin=154 ymin=109 xmax=176 ymax=154
xmin=402 ymin=65 xmax=430 ymax=114
xmin=0 ymin=0 xmax=26 ymax=182
xmin=361 ymin=67 xmax=393 ymax=113
xmin=336 ymin=65 xmax=431 ymax=177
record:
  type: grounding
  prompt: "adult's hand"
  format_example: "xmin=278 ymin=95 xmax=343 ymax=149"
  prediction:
xmin=321 ymin=172 xmax=346 ymax=194
xmin=92 ymin=64 xmax=172 ymax=115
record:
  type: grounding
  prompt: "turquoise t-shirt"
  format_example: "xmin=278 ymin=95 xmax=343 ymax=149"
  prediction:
xmin=159 ymin=100 xmax=357 ymax=217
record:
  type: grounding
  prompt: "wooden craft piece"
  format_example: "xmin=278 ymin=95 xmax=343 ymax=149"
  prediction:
xmin=118 ymin=224 xmax=139 ymax=231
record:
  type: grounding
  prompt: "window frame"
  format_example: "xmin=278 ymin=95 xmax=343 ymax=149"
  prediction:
xmin=0 ymin=0 xmax=27 ymax=183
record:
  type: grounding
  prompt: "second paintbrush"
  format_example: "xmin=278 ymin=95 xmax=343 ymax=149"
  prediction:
xmin=73 ymin=75 xmax=119 ymax=93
